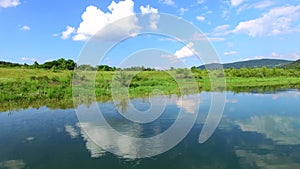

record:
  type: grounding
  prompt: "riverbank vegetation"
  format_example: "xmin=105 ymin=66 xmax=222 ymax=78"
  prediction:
xmin=1 ymin=59 xmax=300 ymax=111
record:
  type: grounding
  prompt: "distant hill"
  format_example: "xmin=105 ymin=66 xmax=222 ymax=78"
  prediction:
xmin=280 ymin=59 xmax=300 ymax=69
xmin=197 ymin=59 xmax=292 ymax=69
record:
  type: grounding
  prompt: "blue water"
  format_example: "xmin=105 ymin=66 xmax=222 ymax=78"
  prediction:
xmin=1 ymin=90 xmax=300 ymax=169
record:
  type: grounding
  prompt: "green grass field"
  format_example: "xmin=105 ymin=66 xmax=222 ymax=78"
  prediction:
xmin=1 ymin=67 xmax=300 ymax=111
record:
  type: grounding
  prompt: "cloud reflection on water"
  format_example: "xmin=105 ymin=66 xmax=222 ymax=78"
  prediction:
xmin=0 ymin=160 xmax=25 ymax=169
xmin=237 ymin=115 xmax=300 ymax=145
xmin=67 ymin=94 xmax=200 ymax=159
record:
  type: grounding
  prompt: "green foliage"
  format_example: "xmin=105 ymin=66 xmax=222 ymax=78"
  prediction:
xmin=280 ymin=59 xmax=300 ymax=69
xmin=197 ymin=59 xmax=292 ymax=69
xmin=76 ymin=64 xmax=97 ymax=71
xmin=224 ymin=67 xmax=300 ymax=78
xmin=0 ymin=58 xmax=76 ymax=70
xmin=123 ymin=66 xmax=156 ymax=71
xmin=114 ymin=71 xmax=133 ymax=87
xmin=97 ymin=65 xmax=116 ymax=71
xmin=33 ymin=61 xmax=39 ymax=68
xmin=1 ymin=66 xmax=300 ymax=111
xmin=0 ymin=61 xmax=22 ymax=67
xmin=42 ymin=58 xmax=76 ymax=70
xmin=176 ymin=68 xmax=192 ymax=78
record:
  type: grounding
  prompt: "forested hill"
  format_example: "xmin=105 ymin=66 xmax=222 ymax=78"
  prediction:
xmin=197 ymin=59 xmax=292 ymax=69
xmin=280 ymin=59 xmax=300 ymax=69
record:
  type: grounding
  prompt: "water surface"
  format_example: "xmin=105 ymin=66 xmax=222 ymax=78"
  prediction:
xmin=1 ymin=90 xmax=300 ymax=169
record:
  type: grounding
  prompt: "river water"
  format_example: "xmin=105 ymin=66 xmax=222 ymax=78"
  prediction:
xmin=1 ymin=90 xmax=300 ymax=169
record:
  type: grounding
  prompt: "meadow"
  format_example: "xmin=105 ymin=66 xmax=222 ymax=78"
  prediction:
xmin=1 ymin=66 xmax=300 ymax=111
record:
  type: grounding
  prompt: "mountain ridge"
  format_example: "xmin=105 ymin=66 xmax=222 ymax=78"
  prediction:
xmin=197 ymin=59 xmax=293 ymax=69
xmin=279 ymin=59 xmax=300 ymax=69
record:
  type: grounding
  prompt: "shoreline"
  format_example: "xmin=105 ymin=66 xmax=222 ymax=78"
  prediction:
xmin=1 ymin=67 xmax=300 ymax=112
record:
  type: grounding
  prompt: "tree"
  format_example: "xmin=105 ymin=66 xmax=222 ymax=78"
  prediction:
xmin=76 ymin=64 xmax=96 ymax=71
xmin=176 ymin=68 xmax=191 ymax=78
xmin=33 ymin=61 xmax=39 ymax=68
xmin=261 ymin=66 xmax=267 ymax=77
xmin=41 ymin=58 xmax=76 ymax=70
xmin=190 ymin=66 xmax=197 ymax=71
xmin=97 ymin=65 xmax=116 ymax=71
xmin=114 ymin=71 xmax=132 ymax=87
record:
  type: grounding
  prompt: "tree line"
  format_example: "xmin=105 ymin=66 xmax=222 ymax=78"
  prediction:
xmin=1 ymin=58 xmax=299 ymax=77
xmin=0 ymin=58 xmax=76 ymax=70
xmin=0 ymin=58 xmax=158 ymax=71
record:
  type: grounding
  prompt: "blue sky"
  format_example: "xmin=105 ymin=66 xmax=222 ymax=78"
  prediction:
xmin=0 ymin=0 xmax=300 ymax=67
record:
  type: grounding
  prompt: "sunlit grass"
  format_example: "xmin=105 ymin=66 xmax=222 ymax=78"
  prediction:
xmin=0 ymin=67 xmax=71 ymax=82
xmin=1 ymin=67 xmax=300 ymax=111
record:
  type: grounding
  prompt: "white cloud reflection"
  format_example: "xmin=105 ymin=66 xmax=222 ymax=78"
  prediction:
xmin=0 ymin=160 xmax=25 ymax=169
xmin=81 ymin=122 xmax=140 ymax=159
xmin=176 ymin=95 xmax=199 ymax=114
xmin=237 ymin=115 xmax=300 ymax=145
xmin=69 ymin=94 xmax=200 ymax=159
xmin=64 ymin=125 xmax=79 ymax=139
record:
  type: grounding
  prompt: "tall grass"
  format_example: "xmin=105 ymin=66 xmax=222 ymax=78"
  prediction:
xmin=1 ymin=67 xmax=300 ymax=111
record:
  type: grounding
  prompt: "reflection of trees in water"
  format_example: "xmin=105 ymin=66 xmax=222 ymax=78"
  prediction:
xmin=230 ymin=85 xmax=300 ymax=93
xmin=1 ymin=99 xmax=74 ymax=113
xmin=2 ymin=84 xmax=300 ymax=113
xmin=114 ymin=71 xmax=133 ymax=87
xmin=111 ymin=71 xmax=132 ymax=113
xmin=115 ymin=96 xmax=129 ymax=113
xmin=235 ymin=147 xmax=300 ymax=168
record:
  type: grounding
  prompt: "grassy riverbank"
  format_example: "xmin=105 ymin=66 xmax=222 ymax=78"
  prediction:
xmin=1 ymin=67 xmax=300 ymax=111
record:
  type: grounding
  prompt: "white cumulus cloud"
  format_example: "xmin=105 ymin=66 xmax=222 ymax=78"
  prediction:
xmin=231 ymin=0 xmax=245 ymax=7
xmin=249 ymin=52 xmax=300 ymax=61
xmin=21 ymin=57 xmax=37 ymax=61
xmin=196 ymin=15 xmax=205 ymax=21
xmin=197 ymin=0 xmax=205 ymax=4
xmin=160 ymin=0 xmax=174 ymax=6
xmin=61 ymin=26 xmax=75 ymax=40
xmin=52 ymin=33 xmax=59 ymax=37
xmin=254 ymin=0 xmax=276 ymax=9
xmin=212 ymin=24 xmax=231 ymax=36
xmin=192 ymin=32 xmax=225 ymax=42
xmin=270 ymin=52 xmax=300 ymax=60
xmin=224 ymin=51 xmax=237 ymax=56
xmin=179 ymin=8 xmax=188 ymax=15
xmin=140 ymin=4 xmax=158 ymax=14
xmin=174 ymin=42 xmax=196 ymax=59
xmin=233 ymin=5 xmax=300 ymax=37
xmin=72 ymin=0 xmax=138 ymax=41
xmin=0 ymin=0 xmax=20 ymax=8
xmin=140 ymin=5 xmax=159 ymax=30
xmin=21 ymin=25 xmax=30 ymax=31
